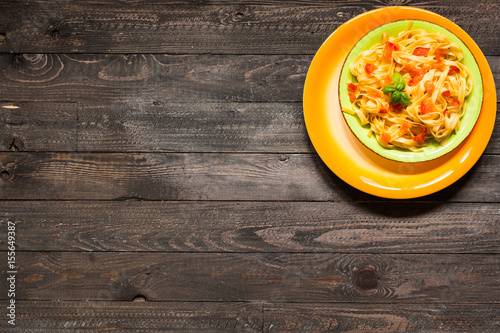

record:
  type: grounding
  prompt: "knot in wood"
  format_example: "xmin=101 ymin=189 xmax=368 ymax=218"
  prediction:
xmin=1 ymin=170 xmax=13 ymax=181
xmin=51 ymin=30 xmax=60 ymax=40
xmin=132 ymin=295 xmax=147 ymax=302
xmin=278 ymin=154 xmax=289 ymax=162
xmin=354 ymin=267 xmax=379 ymax=291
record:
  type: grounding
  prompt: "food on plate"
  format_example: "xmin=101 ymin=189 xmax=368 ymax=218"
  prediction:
xmin=343 ymin=21 xmax=473 ymax=151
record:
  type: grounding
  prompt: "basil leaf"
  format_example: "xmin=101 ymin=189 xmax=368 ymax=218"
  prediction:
xmin=392 ymin=72 xmax=404 ymax=86
xmin=383 ymin=85 xmax=396 ymax=95
xmin=400 ymin=92 xmax=412 ymax=106
xmin=391 ymin=91 xmax=402 ymax=104
xmin=395 ymin=81 xmax=405 ymax=91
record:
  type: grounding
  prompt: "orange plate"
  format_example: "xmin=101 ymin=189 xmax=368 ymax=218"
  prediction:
xmin=303 ymin=7 xmax=496 ymax=199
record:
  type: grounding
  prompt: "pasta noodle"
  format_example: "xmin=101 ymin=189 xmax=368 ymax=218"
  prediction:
xmin=343 ymin=21 xmax=473 ymax=151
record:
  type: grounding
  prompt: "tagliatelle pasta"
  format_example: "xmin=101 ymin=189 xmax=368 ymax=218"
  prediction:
xmin=343 ymin=21 xmax=473 ymax=151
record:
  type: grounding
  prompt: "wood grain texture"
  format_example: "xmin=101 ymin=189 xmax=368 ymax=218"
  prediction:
xmin=0 ymin=54 xmax=498 ymax=102
xmin=264 ymin=303 xmax=500 ymax=332
xmin=78 ymin=101 xmax=500 ymax=154
xmin=0 ymin=152 xmax=499 ymax=202
xmin=0 ymin=101 xmax=76 ymax=152
xmin=9 ymin=301 xmax=500 ymax=333
xmin=0 ymin=54 xmax=309 ymax=102
xmin=0 ymin=252 xmax=499 ymax=303
xmin=0 ymin=1 xmax=498 ymax=55
xmin=2 ymin=101 xmax=497 ymax=154
xmin=78 ymin=102 xmax=310 ymax=153
xmin=14 ymin=301 xmax=262 ymax=332
xmin=1 ymin=201 xmax=499 ymax=253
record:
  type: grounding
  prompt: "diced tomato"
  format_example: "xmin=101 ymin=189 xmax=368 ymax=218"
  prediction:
xmin=412 ymin=47 xmax=430 ymax=56
xmin=435 ymin=48 xmax=448 ymax=58
xmin=443 ymin=109 xmax=447 ymax=116
xmin=365 ymin=63 xmax=376 ymax=75
xmin=410 ymin=68 xmax=420 ymax=77
xmin=413 ymin=128 xmax=427 ymax=144
xmin=401 ymin=121 xmax=411 ymax=131
xmin=368 ymin=90 xmax=381 ymax=98
xmin=400 ymin=63 xmax=414 ymax=75
xmin=419 ymin=100 xmax=433 ymax=114
xmin=448 ymin=65 xmax=460 ymax=75
xmin=425 ymin=80 xmax=434 ymax=92
xmin=380 ymin=133 xmax=391 ymax=145
xmin=432 ymin=61 xmax=446 ymax=71
xmin=347 ymin=83 xmax=357 ymax=101
xmin=442 ymin=90 xmax=451 ymax=99
xmin=389 ymin=103 xmax=403 ymax=113
xmin=383 ymin=42 xmax=398 ymax=60
xmin=408 ymin=79 xmax=414 ymax=86
xmin=410 ymin=67 xmax=427 ymax=85
xmin=451 ymin=99 xmax=460 ymax=107
xmin=378 ymin=108 xmax=387 ymax=113
xmin=383 ymin=75 xmax=392 ymax=86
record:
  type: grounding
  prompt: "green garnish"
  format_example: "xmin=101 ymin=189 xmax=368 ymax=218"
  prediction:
xmin=383 ymin=72 xmax=412 ymax=106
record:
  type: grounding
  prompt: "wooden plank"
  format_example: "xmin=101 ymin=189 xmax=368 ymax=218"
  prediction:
xmin=78 ymin=101 xmax=500 ymax=154
xmin=0 ymin=54 xmax=498 ymax=102
xmin=78 ymin=102 xmax=310 ymax=153
xmin=9 ymin=301 xmax=500 ymax=332
xmin=0 ymin=54 xmax=310 ymax=102
xmin=1 ymin=201 xmax=498 ymax=253
xmin=3 ymin=100 xmax=493 ymax=154
xmin=0 ymin=152 xmax=499 ymax=202
xmin=0 ymin=252 xmax=498 ymax=303
xmin=0 ymin=100 xmax=497 ymax=154
xmin=0 ymin=102 xmax=76 ymax=152
xmin=264 ymin=303 xmax=500 ymax=332
xmin=13 ymin=301 xmax=262 ymax=332
xmin=0 ymin=1 xmax=498 ymax=55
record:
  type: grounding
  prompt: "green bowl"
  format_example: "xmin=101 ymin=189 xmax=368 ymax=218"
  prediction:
xmin=339 ymin=20 xmax=483 ymax=163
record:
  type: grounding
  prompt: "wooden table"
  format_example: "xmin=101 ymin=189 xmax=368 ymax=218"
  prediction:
xmin=0 ymin=1 xmax=499 ymax=331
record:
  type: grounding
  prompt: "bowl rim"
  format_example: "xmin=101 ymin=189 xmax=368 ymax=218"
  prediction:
xmin=338 ymin=19 xmax=484 ymax=163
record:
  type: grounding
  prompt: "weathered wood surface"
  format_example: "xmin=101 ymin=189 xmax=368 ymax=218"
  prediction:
xmin=0 ymin=252 xmax=498 ymax=303
xmin=13 ymin=301 xmax=263 ymax=332
xmin=264 ymin=303 xmax=500 ymax=332
xmin=77 ymin=102 xmax=311 ymax=153
xmin=9 ymin=301 xmax=500 ymax=333
xmin=2 ymin=100 xmax=499 ymax=154
xmin=0 ymin=54 xmax=310 ymax=102
xmin=78 ymin=101 xmax=500 ymax=154
xmin=0 ymin=54 xmax=498 ymax=102
xmin=1 ymin=201 xmax=498 ymax=253
xmin=0 ymin=1 xmax=499 ymax=331
xmin=0 ymin=101 xmax=77 ymax=152
xmin=0 ymin=152 xmax=499 ymax=201
xmin=0 ymin=1 xmax=499 ymax=55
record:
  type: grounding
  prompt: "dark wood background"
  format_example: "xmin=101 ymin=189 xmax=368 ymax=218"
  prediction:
xmin=0 ymin=0 xmax=499 ymax=331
